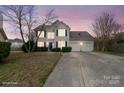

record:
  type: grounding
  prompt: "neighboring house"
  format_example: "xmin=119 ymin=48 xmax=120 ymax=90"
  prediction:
xmin=0 ymin=13 xmax=8 ymax=42
xmin=34 ymin=20 xmax=94 ymax=52
xmin=8 ymin=38 xmax=23 ymax=51
xmin=0 ymin=29 xmax=7 ymax=42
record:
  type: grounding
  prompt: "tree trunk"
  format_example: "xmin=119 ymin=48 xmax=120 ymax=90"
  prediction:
xmin=19 ymin=18 xmax=29 ymax=52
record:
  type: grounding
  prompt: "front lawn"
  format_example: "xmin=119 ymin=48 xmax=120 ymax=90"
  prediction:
xmin=0 ymin=52 xmax=61 ymax=87
xmin=95 ymin=51 xmax=124 ymax=57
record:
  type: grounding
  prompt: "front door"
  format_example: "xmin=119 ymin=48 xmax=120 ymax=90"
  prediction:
xmin=49 ymin=42 xmax=53 ymax=50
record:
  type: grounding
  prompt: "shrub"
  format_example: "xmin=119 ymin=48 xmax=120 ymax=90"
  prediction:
xmin=112 ymin=43 xmax=124 ymax=53
xmin=35 ymin=47 xmax=48 ymax=52
xmin=62 ymin=47 xmax=72 ymax=52
xmin=51 ymin=48 xmax=61 ymax=52
xmin=22 ymin=41 xmax=35 ymax=52
xmin=0 ymin=42 xmax=11 ymax=60
xmin=117 ymin=40 xmax=124 ymax=44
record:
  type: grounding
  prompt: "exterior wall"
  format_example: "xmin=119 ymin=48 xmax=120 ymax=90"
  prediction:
xmin=37 ymin=21 xmax=70 ymax=48
xmin=0 ymin=14 xmax=3 ymax=29
xmin=37 ymin=21 xmax=94 ymax=51
xmin=0 ymin=33 xmax=5 ymax=42
xmin=0 ymin=14 xmax=5 ymax=42
xmin=11 ymin=42 xmax=23 ymax=51
xmin=70 ymin=41 xmax=94 ymax=52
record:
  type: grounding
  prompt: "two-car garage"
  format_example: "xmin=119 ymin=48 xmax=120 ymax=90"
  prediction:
xmin=69 ymin=31 xmax=94 ymax=52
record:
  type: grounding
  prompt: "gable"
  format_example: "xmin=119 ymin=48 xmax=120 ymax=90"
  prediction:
xmin=52 ymin=20 xmax=70 ymax=30
xmin=34 ymin=20 xmax=70 ymax=32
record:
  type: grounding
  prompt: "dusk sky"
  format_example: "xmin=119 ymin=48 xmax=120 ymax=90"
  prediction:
xmin=2 ymin=5 xmax=124 ymax=39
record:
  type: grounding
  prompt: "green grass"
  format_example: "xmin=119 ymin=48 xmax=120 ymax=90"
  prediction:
xmin=0 ymin=52 xmax=61 ymax=87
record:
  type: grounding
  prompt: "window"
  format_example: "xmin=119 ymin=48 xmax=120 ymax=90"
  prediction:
xmin=38 ymin=31 xmax=44 ymax=38
xmin=58 ymin=29 xmax=66 ymax=36
xmin=37 ymin=41 xmax=44 ymax=47
xmin=58 ymin=41 xmax=65 ymax=48
xmin=47 ymin=32 xmax=54 ymax=39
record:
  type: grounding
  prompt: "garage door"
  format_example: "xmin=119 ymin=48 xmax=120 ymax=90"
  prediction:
xmin=70 ymin=43 xmax=80 ymax=51
xmin=70 ymin=41 xmax=94 ymax=52
xmin=70 ymin=41 xmax=80 ymax=51
xmin=81 ymin=43 xmax=93 ymax=51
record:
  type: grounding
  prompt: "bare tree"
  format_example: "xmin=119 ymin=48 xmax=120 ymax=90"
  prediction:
xmin=1 ymin=6 xmax=57 ymax=52
xmin=23 ymin=6 xmax=37 ymax=52
xmin=112 ymin=23 xmax=123 ymax=42
xmin=1 ymin=5 xmax=30 ymax=52
xmin=31 ymin=9 xmax=58 ymax=51
xmin=92 ymin=12 xmax=121 ymax=51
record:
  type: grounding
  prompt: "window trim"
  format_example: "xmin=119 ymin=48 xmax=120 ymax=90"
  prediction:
xmin=58 ymin=41 xmax=66 ymax=48
xmin=37 ymin=41 xmax=44 ymax=47
xmin=47 ymin=32 xmax=55 ymax=39
xmin=58 ymin=29 xmax=66 ymax=37
xmin=38 ymin=31 xmax=45 ymax=38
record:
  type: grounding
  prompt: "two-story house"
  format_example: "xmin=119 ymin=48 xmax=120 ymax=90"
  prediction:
xmin=34 ymin=20 xmax=70 ymax=50
xmin=34 ymin=20 xmax=94 ymax=52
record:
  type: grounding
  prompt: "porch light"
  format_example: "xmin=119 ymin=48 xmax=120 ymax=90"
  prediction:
xmin=80 ymin=42 xmax=83 ymax=46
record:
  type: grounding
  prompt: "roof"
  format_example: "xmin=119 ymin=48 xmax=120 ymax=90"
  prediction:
xmin=52 ymin=20 xmax=70 ymax=29
xmin=0 ymin=28 xmax=8 ymax=40
xmin=70 ymin=31 xmax=94 ymax=41
xmin=34 ymin=25 xmax=51 ymax=31
xmin=8 ymin=38 xmax=23 ymax=43
xmin=34 ymin=20 xmax=70 ymax=31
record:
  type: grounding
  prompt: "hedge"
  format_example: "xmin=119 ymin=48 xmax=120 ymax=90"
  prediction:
xmin=51 ymin=47 xmax=72 ymax=52
xmin=35 ymin=47 xmax=48 ymax=52
xmin=112 ymin=43 xmax=124 ymax=53
xmin=22 ymin=41 xmax=35 ymax=52
xmin=62 ymin=47 xmax=72 ymax=52
xmin=51 ymin=48 xmax=61 ymax=52
xmin=117 ymin=40 xmax=124 ymax=44
xmin=0 ymin=42 xmax=11 ymax=60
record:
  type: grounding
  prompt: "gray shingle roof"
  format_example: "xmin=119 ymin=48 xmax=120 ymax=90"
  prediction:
xmin=34 ymin=25 xmax=51 ymax=31
xmin=8 ymin=38 xmax=23 ymax=43
xmin=70 ymin=31 xmax=94 ymax=41
xmin=34 ymin=20 xmax=70 ymax=31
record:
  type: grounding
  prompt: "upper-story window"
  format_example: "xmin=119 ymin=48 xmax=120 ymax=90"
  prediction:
xmin=38 ymin=31 xmax=44 ymax=38
xmin=47 ymin=32 xmax=54 ymax=39
xmin=58 ymin=29 xmax=67 ymax=36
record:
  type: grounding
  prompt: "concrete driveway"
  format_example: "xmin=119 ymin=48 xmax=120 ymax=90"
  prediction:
xmin=44 ymin=52 xmax=124 ymax=87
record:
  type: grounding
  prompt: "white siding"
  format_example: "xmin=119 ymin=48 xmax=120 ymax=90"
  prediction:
xmin=0 ymin=33 xmax=5 ymax=41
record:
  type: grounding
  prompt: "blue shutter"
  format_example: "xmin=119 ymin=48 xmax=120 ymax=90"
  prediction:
xmin=65 ymin=30 xmax=67 ymax=36
xmin=44 ymin=42 xmax=46 ymax=47
xmin=56 ymin=30 xmax=58 ymax=36
xmin=65 ymin=41 xmax=67 ymax=47
xmin=56 ymin=42 xmax=58 ymax=48
xmin=44 ymin=31 xmax=46 ymax=37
